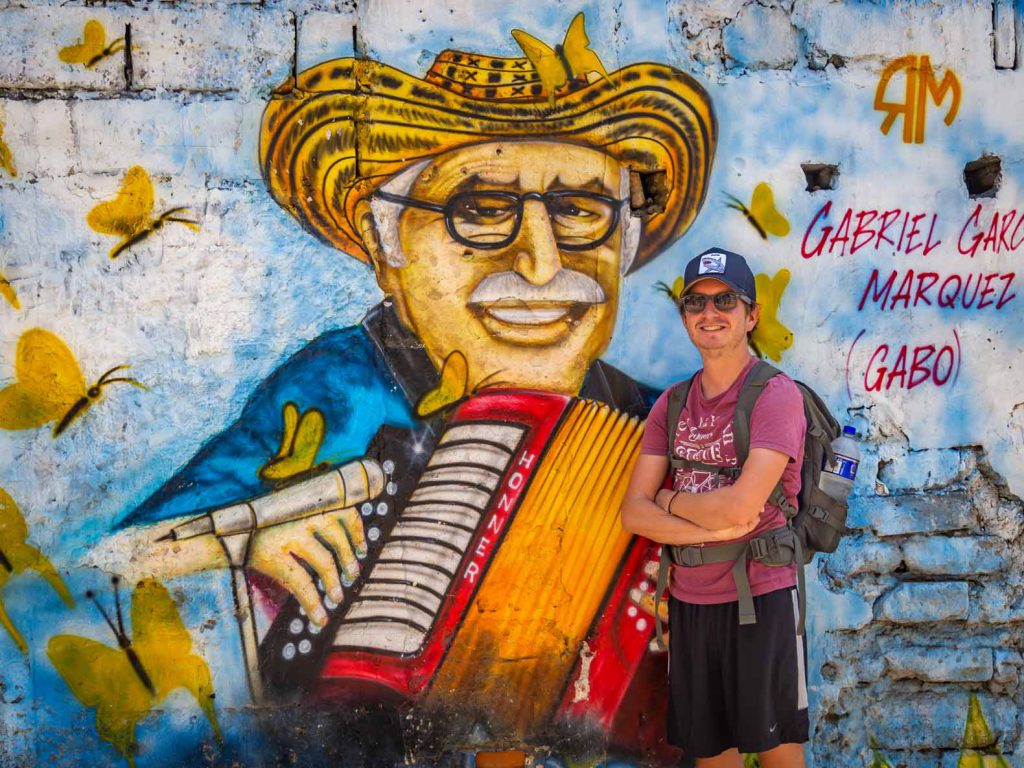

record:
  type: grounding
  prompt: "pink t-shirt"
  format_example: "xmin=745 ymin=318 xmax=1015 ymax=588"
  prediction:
xmin=640 ymin=358 xmax=805 ymax=603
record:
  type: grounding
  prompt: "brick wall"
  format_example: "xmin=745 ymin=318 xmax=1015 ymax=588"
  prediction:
xmin=0 ymin=1 xmax=1021 ymax=766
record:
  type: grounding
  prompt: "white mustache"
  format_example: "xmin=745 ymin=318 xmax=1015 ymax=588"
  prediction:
xmin=468 ymin=269 xmax=606 ymax=305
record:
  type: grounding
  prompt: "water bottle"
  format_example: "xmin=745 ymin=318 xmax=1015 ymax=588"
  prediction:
xmin=819 ymin=425 xmax=860 ymax=502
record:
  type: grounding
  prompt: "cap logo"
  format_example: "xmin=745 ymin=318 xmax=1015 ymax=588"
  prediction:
xmin=698 ymin=252 xmax=726 ymax=274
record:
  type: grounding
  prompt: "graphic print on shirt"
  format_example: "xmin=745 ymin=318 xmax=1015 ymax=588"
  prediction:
xmin=672 ymin=413 xmax=736 ymax=493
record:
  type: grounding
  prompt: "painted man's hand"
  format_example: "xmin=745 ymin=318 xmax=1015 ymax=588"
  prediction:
xmin=247 ymin=506 xmax=366 ymax=626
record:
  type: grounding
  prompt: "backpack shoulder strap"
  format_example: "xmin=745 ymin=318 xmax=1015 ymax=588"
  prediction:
xmin=732 ymin=360 xmax=782 ymax=463
xmin=666 ymin=377 xmax=695 ymax=470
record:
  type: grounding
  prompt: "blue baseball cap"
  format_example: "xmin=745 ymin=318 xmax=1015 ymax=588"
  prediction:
xmin=682 ymin=247 xmax=757 ymax=302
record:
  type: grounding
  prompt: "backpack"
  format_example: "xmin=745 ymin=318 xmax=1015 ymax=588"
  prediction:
xmin=654 ymin=360 xmax=846 ymax=645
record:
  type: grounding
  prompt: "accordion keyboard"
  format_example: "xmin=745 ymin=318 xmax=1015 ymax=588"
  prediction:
xmin=329 ymin=421 xmax=526 ymax=654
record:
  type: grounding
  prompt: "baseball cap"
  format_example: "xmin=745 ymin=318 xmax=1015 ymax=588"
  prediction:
xmin=681 ymin=247 xmax=757 ymax=302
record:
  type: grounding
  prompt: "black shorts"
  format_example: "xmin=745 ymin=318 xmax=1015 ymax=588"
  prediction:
xmin=667 ymin=587 xmax=809 ymax=758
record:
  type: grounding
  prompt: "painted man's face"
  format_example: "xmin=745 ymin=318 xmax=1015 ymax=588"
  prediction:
xmin=374 ymin=141 xmax=626 ymax=394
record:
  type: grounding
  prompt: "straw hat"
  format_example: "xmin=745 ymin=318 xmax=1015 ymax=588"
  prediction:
xmin=260 ymin=48 xmax=716 ymax=273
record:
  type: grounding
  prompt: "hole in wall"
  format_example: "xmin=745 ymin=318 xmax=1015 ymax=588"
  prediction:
xmin=629 ymin=169 xmax=668 ymax=216
xmin=963 ymin=155 xmax=1002 ymax=198
xmin=801 ymin=163 xmax=839 ymax=192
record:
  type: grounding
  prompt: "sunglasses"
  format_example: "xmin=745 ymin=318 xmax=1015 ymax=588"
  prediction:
xmin=680 ymin=291 xmax=751 ymax=314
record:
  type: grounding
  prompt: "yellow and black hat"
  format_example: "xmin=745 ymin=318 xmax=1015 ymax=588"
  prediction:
xmin=260 ymin=46 xmax=716 ymax=273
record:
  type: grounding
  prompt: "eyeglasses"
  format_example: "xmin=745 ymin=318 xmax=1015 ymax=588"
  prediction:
xmin=680 ymin=291 xmax=751 ymax=314
xmin=373 ymin=188 xmax=625 ymax=251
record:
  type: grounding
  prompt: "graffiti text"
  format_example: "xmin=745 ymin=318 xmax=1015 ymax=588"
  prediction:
xmin=957 ymin=205 xmax=1024 ymax=257
xmin=801 ymin=201 xmax=941 ymax=259
xmin=857 ymin=269 xmax=1016 ymax=311
xmin=874 ymin=54 xmax=962 ymax=144
xmin=847 ymin=329 xmax=962 ymax=394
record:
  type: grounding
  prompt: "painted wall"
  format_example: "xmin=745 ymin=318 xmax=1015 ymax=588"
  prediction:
xmin=0 ymin=1 xmax=1022 ymax=766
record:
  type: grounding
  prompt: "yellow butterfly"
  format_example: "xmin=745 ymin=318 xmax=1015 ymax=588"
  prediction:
xmin=87 ymin=166 xmax=200 ymax=259
xmin=725 ymin=182 xmax=791 ymax=240
xmin=0 ymin=272 xmax=19 ymax=309
xmin=751 ymin=269 xmax=793 ymax=362
xmin=258 ymin=402 xmax=327 ymax=483
xmin=0 ymin=328 xmax=147 ymax=437
xmin=653 ymin=275 xmax=686 ymax=305
xmin=0 ymin=119 xmax=16 ymax=177
xmin=0 ymin=486 xmax=74 ymax=653
xmin=48 ymin=578 xmax=221 ymax=767
xmin=959 ymin=694 xmax=1011 ymax=767
xmin=512 ymin=12 xmax=608 ymax=104
xmin=58 ymin=20 xmax=125 ymax=69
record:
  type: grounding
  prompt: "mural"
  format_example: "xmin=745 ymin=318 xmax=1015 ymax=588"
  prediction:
xmin=101 ymin=12 xmax=715 ymax=763
xmin=0 ymin=1 xmax=1022 ymax=766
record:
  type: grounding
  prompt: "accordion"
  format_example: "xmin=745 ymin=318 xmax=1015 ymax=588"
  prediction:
xmin=258 ymin=389 xmax=666 ymax=744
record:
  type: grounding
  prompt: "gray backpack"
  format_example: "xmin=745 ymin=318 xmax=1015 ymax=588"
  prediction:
xmin=654 ymin=360 xmax=845 ymax=645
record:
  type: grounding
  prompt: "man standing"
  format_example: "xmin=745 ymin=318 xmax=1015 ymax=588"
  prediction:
xmin=621 ymin=247 xmax=809 ymax=768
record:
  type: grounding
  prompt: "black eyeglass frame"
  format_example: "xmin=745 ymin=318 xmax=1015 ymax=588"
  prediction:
xmin=679 ymin=291 xmax=753 ymax=314
xmin=373 ymin=188 xmax=625 ymax=252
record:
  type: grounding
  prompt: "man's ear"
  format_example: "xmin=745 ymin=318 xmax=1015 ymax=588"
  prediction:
xmin=354 ymin=199 xmax=397 ymax=292
xmin=355 ymin=199 xmax=384 ymax=270
xmin=747 ymin=303 xmax=761 ymax=332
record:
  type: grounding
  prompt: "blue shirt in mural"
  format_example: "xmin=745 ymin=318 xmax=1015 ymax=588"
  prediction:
xmin=120 ymin=303 xmax=658 ymax=526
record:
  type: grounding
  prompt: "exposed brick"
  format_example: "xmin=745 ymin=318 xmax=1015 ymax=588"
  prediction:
xmin=0 ymin=7 xmax=126 ymax=91
xmin=878 ymin=449 xmax=976 ymax=493
xmin=854 ymin=652 xmax=886 ymax=683
xmin=812 ymin=583 xmax=874 ymax=631
xmin=969 ymin=583 xmax=1021 ymax=624
xmin=821 ymin=535 xmax=903 ymax=579
xmin=993 ymin=649 xmax=1023 ymax=686
xmin=885 ymin=646 xmax=993 ymax=682
xmin=984 ymin=499 xmax=1024 ymax=542
xmin=722 ymin=3 xmax=799 ymax=70
xmin=868 ymin=693 xmax=1018 ymax=750
xmin=876 ymin=582 xmax=969 ymax=624
xmin=893 ymin=752 xmax=944 ymax=768
xmin=791 ymin=0 xmax=993 ymax=75
xmin=901 ymin=536 xmax=1007 ymax=577
xmin=851 ymin=493 xmax=975 ymax=537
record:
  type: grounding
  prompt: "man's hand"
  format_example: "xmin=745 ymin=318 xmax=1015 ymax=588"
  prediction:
xmin=247 ymin=507 xmax=366 ymax=626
